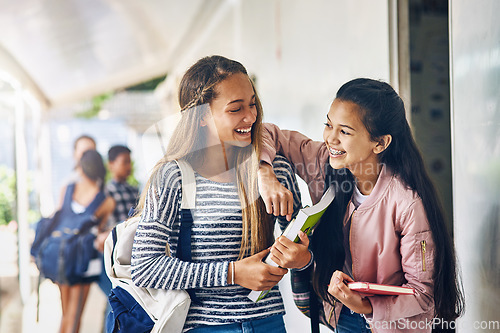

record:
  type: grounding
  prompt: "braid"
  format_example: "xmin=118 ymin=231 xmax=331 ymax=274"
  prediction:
xmin=181 ymin=83 xmax=217 ymax=112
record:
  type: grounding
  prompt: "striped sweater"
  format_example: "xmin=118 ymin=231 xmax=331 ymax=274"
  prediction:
xmin=131 ymin=155 xmax=301 ymax=331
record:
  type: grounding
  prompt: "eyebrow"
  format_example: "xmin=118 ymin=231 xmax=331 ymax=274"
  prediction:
xmin=227 ymin=94 xmax=255 ymax=105
xmin=326 ymin=114 xmax=356 ymax=131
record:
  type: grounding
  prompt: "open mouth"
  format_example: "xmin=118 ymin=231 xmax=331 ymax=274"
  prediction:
xmin=235 ymin=127 xmax=252 ymax=135
xmin=328 ymin=146 xmax=346 ymax=157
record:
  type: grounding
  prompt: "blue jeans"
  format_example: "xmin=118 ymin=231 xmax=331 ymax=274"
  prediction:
xmin=336 ymin=306 xmax=371 ymax=333
xmin=97 ymin=257 xmax=112 ymax=333
xmin=188 ymin=315 xmax=286 ymax=333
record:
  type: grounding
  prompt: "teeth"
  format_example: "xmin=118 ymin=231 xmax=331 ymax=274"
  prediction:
xmin=329 ymin=147 xmax=345 ymax=155
xmin=236 ymin=127 xmax=252 ymax=134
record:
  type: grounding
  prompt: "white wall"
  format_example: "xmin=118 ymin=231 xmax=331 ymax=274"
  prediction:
xmin=450 ymin=1 xmax=500 ymax=332
xmin=181 ymin=1 xmax=391 ymax=331
xmin=172 ymin=0 xmax=391 ymax=141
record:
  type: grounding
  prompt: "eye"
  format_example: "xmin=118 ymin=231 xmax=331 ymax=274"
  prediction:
xmin=340 ymin=129 xmax=351 ymax=135
xmin=323 ymin=122 xmax=332 ymax=129
xmin=249 ymin=103 xmax=256 ymax=108
xmin=229 ymin=108 xmax=241 ymax=113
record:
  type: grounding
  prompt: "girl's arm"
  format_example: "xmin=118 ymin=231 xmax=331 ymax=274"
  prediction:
xmin=94 ymin=197 xmax=115 ymax=253
xmin=328 ymin=271 xmax=373 ymax=314
xmin=261 ymin=123 xmax=329 ymax=204
xmin=329 ymin=200 xmax=435 ymax=322
xmin=365 ymin=199 xmax=435 ymax=322
xmin=95 ymin=197 xmax=115 ymax=231
xmin=269 ymin=231 xmax=312 ymax=270
xmin=269 ymin=155 xmax=311 ymax=270
xmin=131 ymin=162 xmax=288 ymax=291
xmin=131 ymin=162 xmax=230 ymax=290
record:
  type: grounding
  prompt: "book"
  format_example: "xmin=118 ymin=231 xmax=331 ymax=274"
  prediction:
xmin=348 ymin=282 xmax=415 ymax=296
xmin=248 ymin=186 xmax=335 ymax=302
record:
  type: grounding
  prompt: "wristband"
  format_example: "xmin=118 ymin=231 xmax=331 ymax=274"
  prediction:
xmin=231 ymin=261 xmax=235 ymax=285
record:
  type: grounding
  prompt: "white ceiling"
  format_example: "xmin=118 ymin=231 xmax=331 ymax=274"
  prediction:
xmin=0 ymin=0 xmax=232 ymax=109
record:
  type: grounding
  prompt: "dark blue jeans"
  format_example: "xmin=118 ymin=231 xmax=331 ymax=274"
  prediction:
xmin=336 ymin=306 xmax=371 ymax=333
xmin=188 ymin=315 xmax=286 ymax=333
xmin=97 ymin=257 xmax=112 ymax=333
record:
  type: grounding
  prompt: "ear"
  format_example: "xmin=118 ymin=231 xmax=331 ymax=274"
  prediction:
xmin=373 ymin=134 xmax=392 ymax=154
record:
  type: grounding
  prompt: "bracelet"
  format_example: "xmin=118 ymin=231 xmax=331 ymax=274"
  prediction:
xmin=231 ymin=261 xmax=235 ymax=285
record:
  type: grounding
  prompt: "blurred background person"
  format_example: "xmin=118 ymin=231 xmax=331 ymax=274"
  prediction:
xmin=65 ymin=135 xmax=97 ymax=184
xmin=106 ymin=145 xmax=139 ymax=224
xmin=56 ymin=149 xmax=115 ymax=333
xmin=95 ymin=144 xmax=140 ymax=332
xmin=74 ymin=136 xmax=97 ymax=167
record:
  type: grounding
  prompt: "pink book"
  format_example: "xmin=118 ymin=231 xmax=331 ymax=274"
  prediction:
xmin=348 ymin=282 xmax=415 ymax=296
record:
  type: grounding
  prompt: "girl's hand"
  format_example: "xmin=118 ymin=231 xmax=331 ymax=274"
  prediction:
xmin=328 ymin=270 xmax=373 ymax=315
xmin=257 ymin=162 xmax=294 ymax=221
xmin=269 ymin=231 xmax=311 ymax=269
xmin=230 ymin=249 xmax=288 ymax=291
xmin=94 ymin=230 xmax=110 ymax=253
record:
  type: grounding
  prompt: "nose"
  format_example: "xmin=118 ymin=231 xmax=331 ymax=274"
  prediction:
xmin=323 ymin=127 xmax=340 ymax=145
xmin=244 ymin=106 xmax=257 ymax=123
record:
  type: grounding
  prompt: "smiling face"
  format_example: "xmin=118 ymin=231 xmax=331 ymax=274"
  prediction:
xmin=202 ymin=73 xmax=257 ymax=148
xmin=323 ymin=99 xmax=385 ymax=175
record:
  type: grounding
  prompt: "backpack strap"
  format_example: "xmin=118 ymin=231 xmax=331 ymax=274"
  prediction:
xmin=310 ymin=281 xmax=320 ymax=333
xmin=176 ymin=159 xmax=196 ymax=210
xmin=175 ymin=160 xmax=196 ymax=262
xmin=107 ymin=160 xmax=199 ymax=304
xmin=86 ymin=190 xmax=106 ymax=215
xmin=174 ymin=159 xmax=200 ymax=304
xmin=110 ymin=226 xmax=118 ymax=272
xmin=62 ymin=183 xmax=76 ymax=208
xmin=63 ymin=183 xmax=106 ymax=216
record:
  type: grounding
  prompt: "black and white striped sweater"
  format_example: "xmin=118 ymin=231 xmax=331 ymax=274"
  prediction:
xmin=131 ymin=155 xmax=301 ymax=332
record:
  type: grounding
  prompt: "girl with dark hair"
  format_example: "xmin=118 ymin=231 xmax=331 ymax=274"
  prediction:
xmin=73 ymin=135 xmax=96 ymax=167
xmin=130 ymin=55 xmax=307 ymax=332
xmin=57 ymin=149 xmax=115 ymax=333
xmin=259 ymin=78 xmax=464 ymax=332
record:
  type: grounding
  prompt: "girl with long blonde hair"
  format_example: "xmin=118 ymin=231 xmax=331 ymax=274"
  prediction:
xmin=131 ymin=55 xmax=310 ymax=332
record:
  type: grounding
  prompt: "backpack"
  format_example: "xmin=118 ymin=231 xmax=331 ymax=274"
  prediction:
xmin=104 ymin=159 xmax=196 ymax=333
xmin=31 ymin=184 xmax=105 ymax=285
xmin=31 ymin=211 xmax=61 ymax=261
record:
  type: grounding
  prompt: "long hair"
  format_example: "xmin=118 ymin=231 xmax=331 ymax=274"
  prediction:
xmin=136 ymin=55 xmax=272 ymax=259
xmin=311 ymin=166 xmax=353 ymax=305
xmin=331 ymin=78 xmax=465 ymax=321
xmin=79 ymin=149 xmax=106 ymax=191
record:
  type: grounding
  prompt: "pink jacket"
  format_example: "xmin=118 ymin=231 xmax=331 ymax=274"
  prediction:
xmin=263 ymin=123 xmax=435 ymax=332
